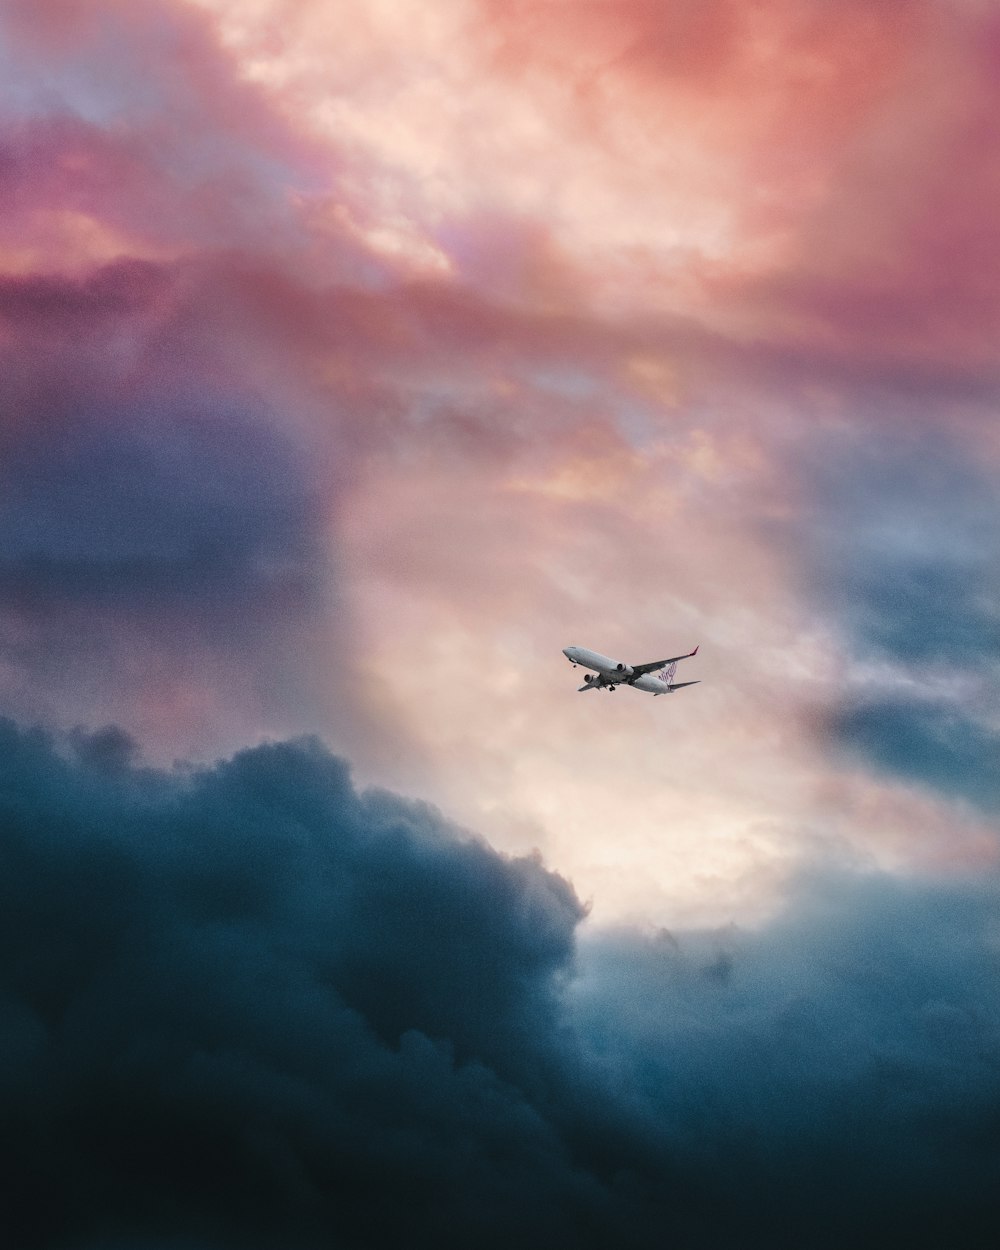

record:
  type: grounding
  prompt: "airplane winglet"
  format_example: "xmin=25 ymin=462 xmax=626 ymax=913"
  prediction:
xmin=691 ymin=645 xmax=699 ymax=656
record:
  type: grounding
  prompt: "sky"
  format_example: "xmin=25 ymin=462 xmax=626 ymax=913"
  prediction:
xmin=1 ymin=1 xmax=999 ymax=1246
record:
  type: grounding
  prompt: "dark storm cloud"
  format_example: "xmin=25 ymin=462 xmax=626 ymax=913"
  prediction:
xmin=3 ymin=719 xmax=1000 ymax=1249
xmin=0 ymin=721 xmax=605 ymax=1250
xmin=574 ymin=871 xmax=1000 ymax=1247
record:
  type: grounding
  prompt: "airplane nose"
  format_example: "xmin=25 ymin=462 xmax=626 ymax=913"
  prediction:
xmin=562 ymin=647 xmax=572 ymax=658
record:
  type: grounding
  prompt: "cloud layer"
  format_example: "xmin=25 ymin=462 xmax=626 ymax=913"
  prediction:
xmin=2 ymin=721 xmax=999 ymax=1249
xmin=0 ymin=721 xmax=589 ymax=1249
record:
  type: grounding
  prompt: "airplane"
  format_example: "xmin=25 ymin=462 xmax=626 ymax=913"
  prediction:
xmin=562 ymin=645 xmax=699 ymax=695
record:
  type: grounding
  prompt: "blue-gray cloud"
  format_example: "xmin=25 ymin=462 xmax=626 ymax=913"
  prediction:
xmin=798 ymin=420 xmax=1000 ymax=672
xmin=787 ymin=418 xmax=1000 ymax=809
xmin=0 ymin=262 xmax=322 ymax=620
xmin=830 ymin=695 xmax=1000 ymax=812
xmin=0 ymin=259 xmax=344 ymax=744
xmin=2 ymin=720 xmax=1000 ymax=1248
xmin=0 ymin=721 xmax=601 ymax=1250
xmin=575 ymin=871 xmax=1000 ymax=1247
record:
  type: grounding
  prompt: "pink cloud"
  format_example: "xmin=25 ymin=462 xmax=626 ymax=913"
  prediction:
xmin=0 ymin=0 xmax=996 ymax=923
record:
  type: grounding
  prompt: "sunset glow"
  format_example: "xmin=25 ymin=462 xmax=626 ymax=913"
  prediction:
xmin=3 ymin=6 xmax=1000 ymax=1241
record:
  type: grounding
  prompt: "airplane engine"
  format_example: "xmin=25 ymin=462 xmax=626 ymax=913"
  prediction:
xmin=615 ymin=662 xmax=634 ymax=678
xmin=583 ymin=673 xmax=594 ymax=683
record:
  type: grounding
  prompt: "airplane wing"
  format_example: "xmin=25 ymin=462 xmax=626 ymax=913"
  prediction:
xmin=578 ymin=681 xmax=600 ymax=692
xmin=630 ymin=646 xmax=699 ymax=679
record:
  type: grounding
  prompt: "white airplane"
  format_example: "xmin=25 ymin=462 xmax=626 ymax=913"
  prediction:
xmin=562 ymin=645 xmax=700 ymax=695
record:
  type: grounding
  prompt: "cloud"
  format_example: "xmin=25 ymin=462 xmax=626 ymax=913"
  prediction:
xmin=831 ymin=695 xmax=1000 ymax=813
xmin=0 ymin=277 xmax=318 ymax=612
xmin=2 ymin=719 xmax=1000 ymax=1248
xmin=754 ymin=394 xmax=1000 ymax=844
xmin=0 ymin=720 xmax=597 ymax=1250
xmin=791 ymin=419 xmax=1000 ymax=670
xmin=0 ymin=256 xmax=346 ymax=755
xmin=574 ymin=869 xmax=1000 ymax=1247
xmin=0 ymin=0 xmax=996 ymax=931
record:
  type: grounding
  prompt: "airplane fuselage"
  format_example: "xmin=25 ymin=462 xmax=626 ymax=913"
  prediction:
xmin=562 ymin=646 xmax=666 ymax=693
xmin=563 ymin=646 xmax=629 ymax=679
xmin=562 ymin=645 xmax=699 ymax=696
